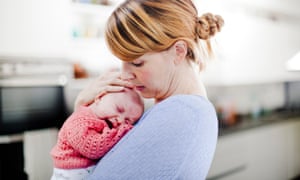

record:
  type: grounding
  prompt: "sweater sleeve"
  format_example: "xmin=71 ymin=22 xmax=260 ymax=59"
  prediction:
xmin=66 ymin=111 xmax=133 ymax=159
xmin=87 ymin=95 xmax=218 ymax=180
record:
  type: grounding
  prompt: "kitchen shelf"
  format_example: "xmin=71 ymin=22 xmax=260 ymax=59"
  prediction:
xmin=70 ymin=0 xmax=123 ymax=41
xmin=68 ymin=0 xmax=123 ymax=71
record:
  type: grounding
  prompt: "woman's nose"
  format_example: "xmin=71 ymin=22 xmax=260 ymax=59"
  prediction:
xmin=121 ymin=72 xmax=135 ymax=80
xmin=121 ymin=63 xmax=135 ymax=80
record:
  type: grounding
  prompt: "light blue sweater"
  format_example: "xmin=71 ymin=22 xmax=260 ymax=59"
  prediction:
xmin=87 ymin=95 xmax=218 ymax=180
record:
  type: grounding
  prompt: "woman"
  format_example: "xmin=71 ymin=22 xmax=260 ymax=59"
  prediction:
xmin=75 ymin=0 xmax=224 ymax=179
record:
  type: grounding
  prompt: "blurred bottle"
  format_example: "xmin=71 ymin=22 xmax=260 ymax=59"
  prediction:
xmin=217 ymin=99 xmax=237 ymax=126
xmin=250 ymin=94 xmax=262 ymax=120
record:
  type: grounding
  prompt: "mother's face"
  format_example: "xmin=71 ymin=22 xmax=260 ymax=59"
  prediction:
xmin=122 ymin=46 xmax=177 ymax=102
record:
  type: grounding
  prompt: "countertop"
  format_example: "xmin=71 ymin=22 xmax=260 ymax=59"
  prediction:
xmin=219 ymin=110 xmax=300 ymax=136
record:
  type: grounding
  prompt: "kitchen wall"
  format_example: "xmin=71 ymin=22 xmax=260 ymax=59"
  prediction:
xmin=196 ymin=0 xmax=300 ymax=85
xmin=0 ymin=0 xmax=124 ymax=76
xmin=0 ymin=0 xmax=71 ymax=57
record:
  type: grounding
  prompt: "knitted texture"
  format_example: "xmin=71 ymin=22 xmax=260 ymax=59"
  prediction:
xmin=50 ymin=106 xmax=132 ymax=169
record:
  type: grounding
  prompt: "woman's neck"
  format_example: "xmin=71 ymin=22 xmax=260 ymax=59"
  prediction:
xmin=155 ymin=63 xmax=207 ymax=103
xmin=176 ymin=66 xmax=207 ymax=97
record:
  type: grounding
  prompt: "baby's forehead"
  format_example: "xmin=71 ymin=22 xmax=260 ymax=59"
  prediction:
xmin=123 ymin=88 xmax=140 ymax=97
xmin=122 ymin=90 xmax=143 ymax=105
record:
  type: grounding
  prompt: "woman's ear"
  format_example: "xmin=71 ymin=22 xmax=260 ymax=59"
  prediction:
xmin=173 ymin=40 xmax=188 ymax=64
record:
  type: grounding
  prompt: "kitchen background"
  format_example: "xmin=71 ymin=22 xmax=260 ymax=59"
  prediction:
xmin=0 ymin=0 xmax=300 ymax=180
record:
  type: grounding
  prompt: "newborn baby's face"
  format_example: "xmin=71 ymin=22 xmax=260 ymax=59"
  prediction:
xmin=105 ymin=101 xmax=142 ymax=128
xmin=92 ymin=89 xmax=144 ymax=128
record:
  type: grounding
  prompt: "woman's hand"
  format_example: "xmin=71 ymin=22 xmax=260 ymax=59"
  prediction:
xmin=74 ymin=70 xmax=134 ymax=110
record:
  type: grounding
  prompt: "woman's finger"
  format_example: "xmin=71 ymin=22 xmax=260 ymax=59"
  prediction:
xmin=95 ymin=85 xmax=125 ymax=99
xmin=110 ymin=78 xmax=134 ymax=88
xmin=74 ymin=71 xmax=134 ymax=110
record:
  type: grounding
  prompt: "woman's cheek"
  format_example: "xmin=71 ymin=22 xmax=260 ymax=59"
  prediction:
xmin=138 ymin=70 xmax=151 ymax=85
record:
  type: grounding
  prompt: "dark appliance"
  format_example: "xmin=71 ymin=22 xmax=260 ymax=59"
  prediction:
xmin=0 ymin=57 xmax=72 ymax=179
xmin=285 ymin=80 xmax=300 ymax=112
xmin=0 ymin=82 xmax=65 ymax=135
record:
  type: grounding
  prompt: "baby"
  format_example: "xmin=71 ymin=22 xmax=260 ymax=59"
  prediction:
xmin=50 ymin=88 xmax=144 ymax=180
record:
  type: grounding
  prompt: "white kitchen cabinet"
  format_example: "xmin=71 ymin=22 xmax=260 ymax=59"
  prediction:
xmin=23 ymin=120 xmax=300 ymax=180
xmin=287 ymin=120 xmax=300 ymax=179
xmin=244 ymin=123 xmax=289 ymax=180
xmin=207 ymin=118 xmax=300 ymax=180
xmin=207 ymin=132 xmax=248 ymax=180
xmin=24 ymin=128 xmax=58 ymax=180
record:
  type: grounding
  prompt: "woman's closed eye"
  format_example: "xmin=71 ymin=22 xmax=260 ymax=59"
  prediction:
xmin=130 ymin=61 xmax=144 ymax=67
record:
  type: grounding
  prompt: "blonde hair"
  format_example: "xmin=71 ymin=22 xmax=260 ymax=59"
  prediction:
xmin=105 ymin=0 xmax=224 ymax=70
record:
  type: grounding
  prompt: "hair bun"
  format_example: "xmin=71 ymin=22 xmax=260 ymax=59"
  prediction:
xmin=196 ymin=13 xmax=224 ymax=40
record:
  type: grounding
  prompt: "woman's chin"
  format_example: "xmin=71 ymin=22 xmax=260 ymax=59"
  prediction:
xmin=140 ymin=93 xmax=154 ymax=99
xmin=135 ymin=86 xmax=156 ymax=99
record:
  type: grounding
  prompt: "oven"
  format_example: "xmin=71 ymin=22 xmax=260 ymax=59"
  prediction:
xmin=0 ymin=58 xmax=72 ymax=135
xmin=0 ymin=79 xmax=66 ymax=135
xmin=0 ymin=57 xmax=72 ymax=179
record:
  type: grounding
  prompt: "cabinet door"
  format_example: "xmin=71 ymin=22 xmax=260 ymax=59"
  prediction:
xmin=287 ymin=120 xmax=300 ymax=179
xmin=245 ymin=123 xmax=289 ymax=180
xmin=24 ymin=128 xmax=58 ymax=180
xmin=207 ymin=133 xmax=248 ymax=180
xmin=208 ymin=121 xmax=300 ymax=180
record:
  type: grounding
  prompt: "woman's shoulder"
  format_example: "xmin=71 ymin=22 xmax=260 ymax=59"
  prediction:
xmin=149 ymin=95 xmax=215 ymax=116
xmin=138 ymin=94 xmax=217 ymax=128
xmin=163 ymin=94 xmax=212 ymax=106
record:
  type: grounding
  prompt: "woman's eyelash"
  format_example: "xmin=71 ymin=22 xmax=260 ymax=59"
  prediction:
xmin=131 ymin=62 xmax=144 ymax=67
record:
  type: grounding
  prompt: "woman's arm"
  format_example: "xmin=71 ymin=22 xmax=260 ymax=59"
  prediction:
xmin=87 ymin=96 xmax=218 ymax=180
